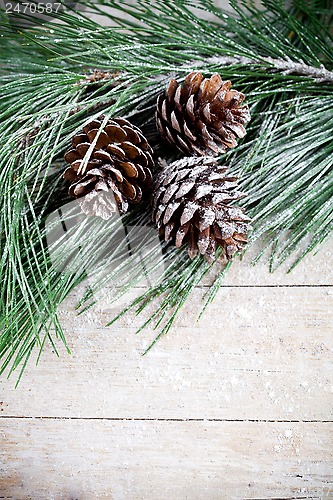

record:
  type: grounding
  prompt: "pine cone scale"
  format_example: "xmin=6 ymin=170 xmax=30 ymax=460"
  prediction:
xmin=105 ymin=124 xmax=127 ymax=142
xmin=118 ymin=161 xmax=138 ymax=178
xmin=86 ymin=129 xmax=110 ymax=149
xmin=64 ymin=149 xmax=81 ymax=163
xmin=76 ymin=143 xmax=90 ymax=157
xmin=93 ymin=149 xmax=112 ymax=162
xmin=72 ymin=133 xmax=88 ymax=146
xmin=106 ymin=143 xmax=125 ymax=160
xmin=103 ymin=165 xmax=123 ymax=182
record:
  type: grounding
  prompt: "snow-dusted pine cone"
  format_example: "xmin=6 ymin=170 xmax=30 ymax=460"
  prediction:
xmin=152 ymin=156 xmax=251 ymax=263
xmin=156 ymin=72 xmax=250 ymax=156
xmin=64 ymin=116 xmax=154 ymax=219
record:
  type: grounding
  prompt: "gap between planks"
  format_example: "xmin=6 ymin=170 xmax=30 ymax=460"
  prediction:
xmin=95 ymin=284 xmax=333 ymax=289
xmin=0 ymin=416 xmax=332 ymax=423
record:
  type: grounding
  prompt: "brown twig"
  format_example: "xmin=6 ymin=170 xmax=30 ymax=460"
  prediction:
xmin=79 ymin=69 xmax=122 ymax=86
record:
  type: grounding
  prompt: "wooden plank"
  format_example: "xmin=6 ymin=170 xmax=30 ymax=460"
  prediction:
xmin=1 ymin=287 xmax=332 ymax=421
xmin=221 ymin=238 xmax=333 ymax=286
xmin=0 ymin=419 xmax=332 ymax=499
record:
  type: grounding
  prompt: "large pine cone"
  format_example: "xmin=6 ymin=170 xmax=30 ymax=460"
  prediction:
xmin=64 ymin=117 xmax=154 ymax=219
xmin=156 ymin=72 xmax=250 ymax=156
xmin=152 ymin=157 xmax=251 ymax=263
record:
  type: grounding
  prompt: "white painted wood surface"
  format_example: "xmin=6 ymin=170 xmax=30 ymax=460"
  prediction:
xmin=1 ymin=420 xmax=332 ymax=499
xmin=0 ymin=241 xmax=332 ymax=499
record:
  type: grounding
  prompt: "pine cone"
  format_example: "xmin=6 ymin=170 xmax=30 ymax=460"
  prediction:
xmin=156 ymin=72 xmax=250 ymax=156
xmin=64 ymin=117 xmax=154 ymax=219
xmin=152 ymin=157 xmax=251 ymax=263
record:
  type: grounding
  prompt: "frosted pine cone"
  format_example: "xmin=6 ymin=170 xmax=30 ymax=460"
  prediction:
xmin=152 ymin=156 xmax=251 ymax=263
xmin=64 ymin=116 xmax=154 ymax=219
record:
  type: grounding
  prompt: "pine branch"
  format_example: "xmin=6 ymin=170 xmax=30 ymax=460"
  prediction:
xmin=201 ymin=55 xmax=333 ymax=83
xmin=0 ymin=0 xmax=332 ymax=380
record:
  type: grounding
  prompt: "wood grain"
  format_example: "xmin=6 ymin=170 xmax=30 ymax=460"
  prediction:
xmin=0 ymin=240 xmax=332 ymax=499
xmin=1 ymin=287 xmax=332 ymax=421
xmin=0 ymin=419 xmax=332 ymax=499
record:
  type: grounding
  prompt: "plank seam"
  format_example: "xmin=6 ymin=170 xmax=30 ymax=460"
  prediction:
xmin=0 ymin=416 xmax=332 ymax=423
xmin=198 ymin=284 xmax=333 ymax=288
xmin=82 ymin=285 xmax=333 ymax=290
